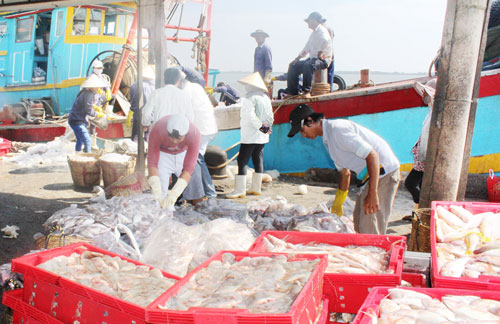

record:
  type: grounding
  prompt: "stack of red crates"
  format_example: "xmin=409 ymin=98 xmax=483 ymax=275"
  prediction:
xmin=4 ymin=243 xmax=181 ymax=324
xmin=248 ymin=231 xmax=406 ymax=323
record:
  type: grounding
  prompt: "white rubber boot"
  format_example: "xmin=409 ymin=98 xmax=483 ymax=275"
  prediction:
xmin=226 ymin=175 xmax=246 ymax=199
xmin=247 ymin=173 xmax=263 ymax=195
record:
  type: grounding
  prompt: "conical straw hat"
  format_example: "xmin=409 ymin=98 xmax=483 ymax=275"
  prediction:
xmin=238 ymin=72 xmax=267 ymax=92
xmin=81 ymin=73 xmax=108 ymax=88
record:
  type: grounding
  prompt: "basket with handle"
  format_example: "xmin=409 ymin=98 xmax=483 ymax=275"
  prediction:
xmin=104 ymin=171 xmax=150 ymax=198
xmin=98 ymin=154 xmax=135 ymax=188
xmin=67 ymin=153 xmax=101 ymax=187
xmin=34 ymin=226 xmax=91 ymax=250
xmin=487 ymin=169 xmax=500 ymax=202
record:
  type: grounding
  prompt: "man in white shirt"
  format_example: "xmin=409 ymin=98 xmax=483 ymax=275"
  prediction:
xmin=287 ymin=104 xmax=400 ymax=234
xmin=286 ymin=12 xmax=333 ymax=97
xmin=141 ymin=68 xmax=194 ymax=127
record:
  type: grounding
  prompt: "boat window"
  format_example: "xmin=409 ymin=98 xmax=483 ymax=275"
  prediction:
xmin=104 ymin=15 xmax=116 ymax=36
xmin=55 ymin=11 xmax=64 ymax=37
xmin=0 ymin=22 xmax=6 ymax=38
xmin=116 ymin=14 xmax=126 ymax=38
xmin=88 ymin=9 xmax=103 ymax=35
xmin=72 ymin=7 xmax=86 ymax=36
xmin=15 ymin=16 xmax=34 ymax=43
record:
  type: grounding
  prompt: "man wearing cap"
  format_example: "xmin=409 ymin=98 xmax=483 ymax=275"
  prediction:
xmin=287 ymin=104 xmax=400 ymax=234
xmin=286 ymin=12 xmax=333 ymax=97
xmin=68 ymin=74 xmax=106 ymax=153
xmin=226 ymin=72 xmax=273 ymax=198
xmin=147 ymin=114 xmax=202 ymax=209
xmin=141 ymin=67 xmax=194 ymax=127
xmin=128 ymin=65 xmax=156 ymax=141
xmin=251 ymin=29 xmax=273 ymax=83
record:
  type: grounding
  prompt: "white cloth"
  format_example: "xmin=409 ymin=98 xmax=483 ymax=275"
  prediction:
xmin=182 ymin=81 xmax=218 ymax=136
xmin=300 ymin=24 xmax=333 ymax=65
xmin=141 ymin=85 xmax=194 ymax=126
xmin=418 ymin=109 xmax=432 ymax=161
xmin=322 ymin=119 xmax=399 ymax=177
xmin=200 ymin=133 xmax=216 ymax=156
xmin=239 ymin=90 xmax=273 ymax=144
xmin=157 ymin=151 xmax=187 ymax=199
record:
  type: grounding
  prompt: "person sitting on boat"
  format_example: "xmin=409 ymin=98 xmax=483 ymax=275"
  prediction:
xmin=147 ymin=114 xmax=201 ymax=209
xmin=251 ymin=29 xmax=273 ymax=83
xmin=90 ymin=60 xmax=113 ymax=107
xmin=179 ymin=76 xmax=218 ymax=200
xmin=180 ymin=66 xmax=206 ymax=87
xmin=286 ymin=12 xmax=333 ymax=98
xmin=68 ymin=74 xmax=106 ymax=153
xmin=226 ymin=72 xmax=274 ymax=199
xmin=214 ymin=82 xmax=241 ymax=106
xmin=322 ymin=22 xmax=335 ymax=92
xmin=274 ymin=73 xmax=303 ymax=99
xmin=287 ymin=104 xmax=400 ymax=235
xmin=141 ymin=67 xmax=194 ymax=127
xmin=404 ymin=78 xmax=437 ymax=211
xmin=128 ymin=65 xmax=156 ymax=142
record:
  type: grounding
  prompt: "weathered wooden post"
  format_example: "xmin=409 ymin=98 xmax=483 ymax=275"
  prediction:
xmin=143 ymin=0 xmax=169 ymax=88
xmin=136 ymin=0 xmax=145 ymax=173
xmin=419 ymin=0 xmax=489 ymax=208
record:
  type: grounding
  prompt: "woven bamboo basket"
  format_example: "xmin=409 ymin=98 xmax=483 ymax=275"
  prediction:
xmin=99 ymin=155 xmax=135 ymax=188
xmin=104 ymin=171 xmax=150 ymax=198
xmin=34 ymin=233 xmax=91 ymax=250
xmin=408 ymin=208 xmax=431 ymax=252
xmin=67 ymin=153 xmax=101 ymax=187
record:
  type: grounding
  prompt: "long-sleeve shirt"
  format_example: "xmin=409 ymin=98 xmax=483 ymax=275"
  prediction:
xmin=300 ymin=24 xmax=333 ymax=65
xmin=147 ymin=115 xmax=201 ymax=174
xmin=68 ymin=89 xmax=97 ymax=125
xmin=214 ymin=84 xmax=241 ymax=100
xmin=141 ymin=84 xmax=194 ymax=126
xmin=181 ymin=66 xmax=206 ymax=87
xmin=130 ymin=79 xmax=155 ymax=112
xmin=240 ymin=90 xmax=273 ymax=144
xmin=254 ymin=43 xmax=272 ymax=79
xmin=182 ymin=81 xmax=218 ymax=136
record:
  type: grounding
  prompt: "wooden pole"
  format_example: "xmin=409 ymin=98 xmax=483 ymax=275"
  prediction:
xmin=419 ymin=0 xmax=489 ymax=208
xmin=136 ymin=0 xmax=146 ymax=174
xmin=457 ymin=0 xmax=492 ymax=200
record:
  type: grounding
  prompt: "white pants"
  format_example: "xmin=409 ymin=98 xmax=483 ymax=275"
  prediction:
xmin=157 ymin=151 xmax=186 ymax=199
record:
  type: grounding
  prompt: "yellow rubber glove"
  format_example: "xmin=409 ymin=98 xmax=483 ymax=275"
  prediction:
xmin=96 ymin=112 xmax=105 ymax=119
xmin=331 ymin=189 xmax=348 ymax=216
xmin=92 ymin=105 xmax=103 ymax=113
xmin=264 ymin=70 xmax=272 ymax=84
xmin=163 ymin=178 xmax=188 ymax=209
xmin=97 ymin=88 xmax=105 ymax=96
xmin=206 ymin=87 xmax=214 ymax=95
xmin=148 ymin=176 xmax=163 ymax=205
xmin=126 ymin=110 xmax=134 ymax=127
xmin=271 ymin=76 xmax=277 ymax=82
xmin=105 ymin=88 xmax=113 ymax=102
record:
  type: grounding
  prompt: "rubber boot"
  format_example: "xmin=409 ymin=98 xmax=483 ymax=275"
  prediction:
xmin=247 ymin=173 xmax=263 ymax=195
xmin=226 ymin=175 xmax=246 ymax=199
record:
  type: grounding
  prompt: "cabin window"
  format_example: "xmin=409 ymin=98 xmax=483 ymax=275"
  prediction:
xmin=16 ymin=17 xmax=34 ymax=43
xmin=104 ymin=15 xmax=116 ymax=36
xmin=89 ymin=9 xmax=103 ymax=35
xmin=0 ymin=22 xmax=7 ymax=38
xmin=116 ymin=14 xmax=126 ymax=38
xmin=72 ymin=8 xmax=86 ymax=35
xmin=55 ymin=11 xmax=64 ymax=37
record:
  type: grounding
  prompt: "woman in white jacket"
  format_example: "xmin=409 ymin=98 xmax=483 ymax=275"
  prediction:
xmin=226 ymin=72 xmax=274 ymax=198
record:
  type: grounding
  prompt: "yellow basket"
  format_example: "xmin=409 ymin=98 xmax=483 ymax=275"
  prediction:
xmin=67 ymin=153 xmax=101 ymax=187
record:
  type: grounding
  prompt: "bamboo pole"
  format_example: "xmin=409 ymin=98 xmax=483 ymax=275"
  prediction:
xmin=419 ymin=0 xmax=489 ymax=208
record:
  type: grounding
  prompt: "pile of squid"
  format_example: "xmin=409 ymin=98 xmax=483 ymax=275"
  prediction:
xmin=37 ymin=251 xmax=177 ymax=307
xmin=159 ymin=252 xmax=319 ymax=313
xmin=435 ymin=205 xmax=500 ymax=278
xmin=371 ymin=288 xmax=500 ymax=323
xmin=262 ymin=235 xmax=392 ymax=274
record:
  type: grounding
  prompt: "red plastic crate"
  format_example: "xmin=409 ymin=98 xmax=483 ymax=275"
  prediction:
xmin=0 ymin=137 xmax=11 ymax=156
xmin=430 ymin=201 xmax=500 ymax=290
xmin=146 ymin=250 xmax=328 ymax=324
xmin=401 ymin=272 xmax=427 ymax=287
xmin=249 ymin=231 xmax=406 ymax=314
xmin=2 ymin=289 xmax=64 ymax=324
xmin=11 ymin=243 xmax=180 ymax=321
xmin=316 ymin=299 xmax=329 ymax=324
xmin=353 ymin=286 xmax=500 ymax=323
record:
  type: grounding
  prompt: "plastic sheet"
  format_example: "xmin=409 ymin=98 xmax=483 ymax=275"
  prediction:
xmin=193 ymin=198 xmax=252 ymax=226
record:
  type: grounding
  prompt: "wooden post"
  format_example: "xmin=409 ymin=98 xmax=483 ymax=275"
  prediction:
xmin=142 ymin=0 xmax=168 ymax=88
xmin=457 ymin=0 xmax=492 ymax=200
xmin=136 ymin=0 xmax=145 ymax=174
xmin=419 ymin=0 xmax=489 ymax=208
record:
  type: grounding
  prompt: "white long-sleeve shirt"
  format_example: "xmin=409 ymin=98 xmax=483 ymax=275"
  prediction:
xmin=141 ymin=84 xmax=194 ymax=126
xmin=240 ymin=90 xmax=273 ymax=144
xmin=300 ymin=24 xmax=333 ymax=65
xmin=182 ymin=81 xmax=218 ymax=136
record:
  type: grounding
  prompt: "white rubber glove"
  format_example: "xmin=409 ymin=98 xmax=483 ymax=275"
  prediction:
xmin=163 ymin=178 xmax=188 ymax=209
xmin=148 ymin=176 xmax=163 ymax=205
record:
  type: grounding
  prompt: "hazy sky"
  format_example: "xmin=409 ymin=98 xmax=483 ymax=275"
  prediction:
xmin=166 ymin=0 xmax=448 ymax=73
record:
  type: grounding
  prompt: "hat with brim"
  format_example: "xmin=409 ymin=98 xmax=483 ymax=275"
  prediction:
xmin=304 ymin=12 xmax=326 ymax=23
xmin=167 ymin=114 xmax=190 ymax=138
xmin=81 ymin=73 xmax=108 ymax=88
xmin=287 ymin=104 xmax=315 ymax=137
xmin=238 ymin=72 xmax=268 ymax=92
xmin=92 ymin=60 xmax=104 ymax=69
xmin=142 ymin=65 xmax=156 ymax=80
xmin=250 ymin=29 xmax=269 ymax=38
